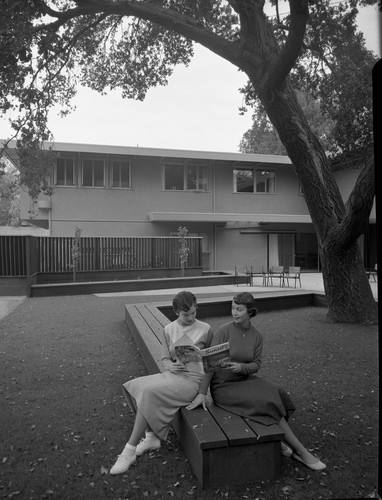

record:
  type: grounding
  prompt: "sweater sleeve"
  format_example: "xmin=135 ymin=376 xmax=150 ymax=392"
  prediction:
xmin=239 ymin=333 xmax=263 ymax=375
xmin=198 ymin=326 xmax=228 ymax=394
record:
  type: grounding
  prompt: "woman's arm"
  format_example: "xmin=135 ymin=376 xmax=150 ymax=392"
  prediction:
xmin=161 ymin=329 xmax=186 ymax=372
xmin=224 ymin=330 xmax=264 ymax=375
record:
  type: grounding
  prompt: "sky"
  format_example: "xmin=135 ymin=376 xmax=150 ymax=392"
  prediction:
xmin=0 ymin=4 xmax=380 ymax=153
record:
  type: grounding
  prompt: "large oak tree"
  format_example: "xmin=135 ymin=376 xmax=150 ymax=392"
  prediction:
xmin=0 ymin=0 xmax=378 ymax=323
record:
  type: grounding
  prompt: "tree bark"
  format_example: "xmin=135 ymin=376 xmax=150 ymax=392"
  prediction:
xmin=257 ymin=84 xmax=377 ymax=323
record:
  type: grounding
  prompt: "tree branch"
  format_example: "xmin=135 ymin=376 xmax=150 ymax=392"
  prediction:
xmin=340 ymin=154 xmax=375 ymax=247
xmin=33 ymin=0 xmax=252 ymax=71
xmin=260 ymin=0 xmax=309 ymax=93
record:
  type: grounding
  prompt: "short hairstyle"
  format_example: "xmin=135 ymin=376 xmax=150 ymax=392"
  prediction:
xmin=172 ymin=291 xmax=197 ymax=313
xmin=232 ymin=292 xmax=258 ymax=317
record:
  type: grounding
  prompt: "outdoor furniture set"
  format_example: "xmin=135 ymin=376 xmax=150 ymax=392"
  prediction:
xmin=124 ymin=298 xmax=285 ymax=489
xmin=234 ymin=265 xmax=302 ymax=288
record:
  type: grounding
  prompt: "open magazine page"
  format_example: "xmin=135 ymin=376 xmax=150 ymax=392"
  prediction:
xmin=174 ymin=342 xmax=230 ymax=373
xmin=174 ymin=345 xmax=202 ymax=365
xmin=201 ymin=342 xmax=230 ymax=372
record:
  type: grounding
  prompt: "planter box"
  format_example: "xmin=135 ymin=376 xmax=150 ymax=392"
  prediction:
xmin=37 ymin=199 xmax=52 ymax=209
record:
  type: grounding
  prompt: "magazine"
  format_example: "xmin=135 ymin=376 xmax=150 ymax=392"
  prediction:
xmin=174 ymin=342 xmax=230 ymax=373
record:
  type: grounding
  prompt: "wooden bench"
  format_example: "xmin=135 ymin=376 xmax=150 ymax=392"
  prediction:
xmin=124 ymin=299 xmax=285 ymax=489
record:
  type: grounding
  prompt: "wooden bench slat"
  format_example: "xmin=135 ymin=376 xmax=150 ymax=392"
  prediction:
xmin=208 ymin=404 xmax=259 ymax=445
xmin=244 ymin=418 xmax=284 ymax=442
xmin=145 ymin=302 xmax=171 ymax=328
xmin=178 ymin=407 xmax=228 ymax=450
xmin=136 ymin=303 xmax=166 ymax=343
xmin=125 ymin=305 xmax=164 ymax=373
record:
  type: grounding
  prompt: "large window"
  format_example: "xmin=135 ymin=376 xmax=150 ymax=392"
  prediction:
xmin=233 ymin=168 xmax=276 ymax=193
xmin=163 ymin=163 xmax=208 ymax=191
xmin=56 ymin=158 xmax=75 ymax=186
xmin=82 ymin=159 xmax=104 ymax=187
xmin=112 ymin=161 xmax=131 ymax=188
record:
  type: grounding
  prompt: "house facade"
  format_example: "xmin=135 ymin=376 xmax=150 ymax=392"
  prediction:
xmin=7 ymin=141 xmax=377 ymax=272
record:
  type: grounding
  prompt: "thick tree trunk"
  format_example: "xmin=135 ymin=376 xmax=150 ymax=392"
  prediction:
xmin=320 ymin=240 xmax=377 ymax=324
xmin=258 ymin=84 xmax=377 ymax=324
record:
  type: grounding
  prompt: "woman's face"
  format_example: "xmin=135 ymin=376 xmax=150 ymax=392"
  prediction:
xmin=232 ymin=301 xmax=250 ymax=325
xmin=177 ymin=304 xmax=197 ymax=326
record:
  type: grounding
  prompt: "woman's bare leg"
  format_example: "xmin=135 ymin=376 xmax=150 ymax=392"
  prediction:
xmin=127 ymin=410 xmax=149 ymax=446
xmin=278 ymin=417 xmax=321 ymax=464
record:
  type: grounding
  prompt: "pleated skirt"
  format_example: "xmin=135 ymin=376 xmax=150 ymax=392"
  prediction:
xmin=123 ymin=371 xmax=201 ymax=440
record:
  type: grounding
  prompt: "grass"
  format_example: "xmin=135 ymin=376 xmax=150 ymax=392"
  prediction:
xmin=0 ymin=294 xmax=379 ymax=500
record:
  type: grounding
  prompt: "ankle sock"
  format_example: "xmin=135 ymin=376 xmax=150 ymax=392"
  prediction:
xmin=124 ymin=443 xmax=136 ymax=453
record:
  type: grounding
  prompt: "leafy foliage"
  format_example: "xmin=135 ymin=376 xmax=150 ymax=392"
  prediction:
xmin=240 ymin=91 xmax=336 ymax=156
xmin=240 ymin=0 xmax=377 ymax=161
xmin=15 ymin=141 xmax=55 ymax=200
xmin=177 ymin=225 xmax=190 ymax=277
xmin=0 ymin=163 xmax=21 ymax=225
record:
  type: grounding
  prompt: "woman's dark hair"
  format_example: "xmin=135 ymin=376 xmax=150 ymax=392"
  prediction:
xmin=172 ymin=291 xmax=197 ymax=313
xmin=233 ymin=292 xmax=258 ymax=317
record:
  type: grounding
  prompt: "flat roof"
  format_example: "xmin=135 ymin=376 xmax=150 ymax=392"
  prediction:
xmin=2 ymin=139 xmax=292 ymax=165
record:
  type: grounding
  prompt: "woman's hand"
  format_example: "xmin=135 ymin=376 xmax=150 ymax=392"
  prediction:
xmin=223 ymin=361 xmax=241 ymax=373
xmin=168 ymin=361 xmax=186 ymax=373
xmin=186 ymin=393 xmax=210 ymax=411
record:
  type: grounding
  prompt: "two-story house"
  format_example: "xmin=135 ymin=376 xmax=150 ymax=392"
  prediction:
xmin=5 ymin=141 xmax=377 ymax=272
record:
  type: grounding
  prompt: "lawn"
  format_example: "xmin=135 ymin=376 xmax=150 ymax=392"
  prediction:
xmin=0 ymin=294 xmax=379 ymax=500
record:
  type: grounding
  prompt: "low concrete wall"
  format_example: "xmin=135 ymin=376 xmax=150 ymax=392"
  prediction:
xmin=0 ymin=277 xmax=28 ymax=296
xmin=35 ymin=267 xmax=203 ymax=284
xmin=157 ymin=292 xmax=327 ymax=321
xmin=30 ymin=273 xmax=244 ymax=297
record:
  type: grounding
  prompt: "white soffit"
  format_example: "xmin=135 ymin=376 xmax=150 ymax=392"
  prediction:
xmin=149 ymin=212 xmax=312 ymax=223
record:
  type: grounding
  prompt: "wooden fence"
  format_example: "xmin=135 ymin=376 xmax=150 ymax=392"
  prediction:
xmin=0 ymin=235 xmax=202 ymax=276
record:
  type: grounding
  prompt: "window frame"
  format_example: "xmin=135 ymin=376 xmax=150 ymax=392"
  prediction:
xmin=233 ymin=167 xmax=254 ymax=193
xmin=81 ymin=158 xmax=105 ymax=188
xmin=55 ymin=158 xmax=76 ymax=187
xmin=162 ymin=162 xmax=208 ymax=191
xmin=233 ymin=166 xmax=276 ymax=194
xmin=255 ymin=169 xmax=276 ymax=193
xmin=111 ymin=160 xmax=131 ymax=189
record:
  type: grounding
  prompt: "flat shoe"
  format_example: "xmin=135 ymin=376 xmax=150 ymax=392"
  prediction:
xmin=293 ymin=452 xmax=326 ymax=471
xmin=136 ymin=436 xmax=161 ymax=456
xmin=281 ymin=443 xmax=293 ymax=457
xmin=110 ymin=452 xmax=136 ymax=475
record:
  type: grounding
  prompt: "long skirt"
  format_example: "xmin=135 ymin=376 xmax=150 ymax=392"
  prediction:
xmin=211 ymin=374 xmax=296 ymax=426
xmin=123 ymin=371 xmax=200 ymax=440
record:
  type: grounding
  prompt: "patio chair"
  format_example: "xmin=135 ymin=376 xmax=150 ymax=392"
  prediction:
xmin=249 ymin=266 xmax=268 ymax=286
xmin=234 ymin=266 xmax=251 ymax=286
xmin=267 ymin=266 xmax=286 ymax=287
xmin=285 ymin=266 xmax=302 ymax=288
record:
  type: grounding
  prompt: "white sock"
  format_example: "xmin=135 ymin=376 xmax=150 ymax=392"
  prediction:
xmin=145 ymin=432 xmax=155 ymax=438
xmin=124 ymin=443 xmax=136 ymax=453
